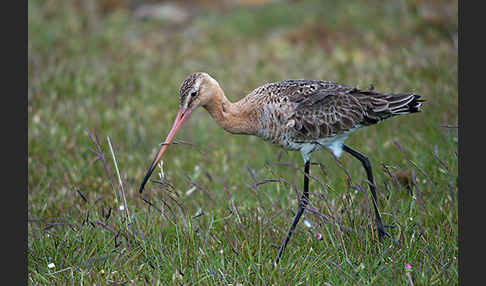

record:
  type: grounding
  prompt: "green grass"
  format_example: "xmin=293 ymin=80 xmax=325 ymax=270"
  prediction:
xmin=28 ymin=0 xmax=458 ymax=284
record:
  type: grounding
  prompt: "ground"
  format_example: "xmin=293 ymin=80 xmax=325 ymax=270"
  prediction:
xmin=28 ymin=0 xmax=458 ymax=284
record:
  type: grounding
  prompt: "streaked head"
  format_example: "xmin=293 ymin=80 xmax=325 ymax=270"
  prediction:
xmin=178 ymin=72 xmax=221 ymax=111
xmin=139 ymin=72 xmax=218 ymax=193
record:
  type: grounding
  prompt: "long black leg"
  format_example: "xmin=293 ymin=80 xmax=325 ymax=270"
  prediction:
xmin=342 ymin=144 xmax=391 ymax=239
xmin=274 ymin=160 xmax=310 ymax=265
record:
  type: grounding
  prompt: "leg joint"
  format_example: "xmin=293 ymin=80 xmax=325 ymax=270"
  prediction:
xmin=361 ymin=155 xmax=371 ymax=169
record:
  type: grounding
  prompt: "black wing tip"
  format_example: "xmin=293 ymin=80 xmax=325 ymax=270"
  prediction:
xmin=412 ymin=93 xmax=423 ymax=100
xmin=410 ymin=94 xmax=424 ymax=112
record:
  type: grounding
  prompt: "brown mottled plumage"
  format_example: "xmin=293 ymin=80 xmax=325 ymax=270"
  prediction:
xmin=139 ymin=72 xmax=423 ymax=265
xmin=176 ymin=74 xmax=422 ymax=161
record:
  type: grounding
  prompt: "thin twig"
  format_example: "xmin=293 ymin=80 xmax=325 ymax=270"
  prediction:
xmin=107 ymin=136 xmax=131 ymax=224
xmin=48 ymin=267 xmax=73 ymax=276
xmin=86 ymin=129 xmax=119 ymax=203
xmin=246 ymin=165 xmax=265 ymax=210
xmin=439 ymin=124 xmax=458 ymax=128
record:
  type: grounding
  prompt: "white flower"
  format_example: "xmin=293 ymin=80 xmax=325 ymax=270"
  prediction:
xmin=47 ymin=263 xmax=55 ymax=269
xmin=119 ymin=205 xmax=125 ymax=211
xmin=303 ymin=219 xmax=313 ymax=228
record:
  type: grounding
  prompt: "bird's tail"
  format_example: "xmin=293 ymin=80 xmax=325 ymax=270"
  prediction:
xmin=385 ymin=93 xmax=423 ymax=115
xmin=353 ymin=89 xmax=424 ymax=124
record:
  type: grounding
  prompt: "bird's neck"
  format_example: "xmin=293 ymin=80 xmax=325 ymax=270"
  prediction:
xmin=202 ymin=89 xmax=257 ymax=135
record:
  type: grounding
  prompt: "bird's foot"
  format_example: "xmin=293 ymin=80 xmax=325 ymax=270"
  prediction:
xmin=377 ymin=223 xmax=399 ymax=245
xmin=377 ymin=223 xmax=394 ymax=240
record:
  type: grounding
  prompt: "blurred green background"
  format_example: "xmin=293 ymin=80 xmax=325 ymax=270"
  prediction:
xmin=28 ymin=0 xmax=457 ymax=284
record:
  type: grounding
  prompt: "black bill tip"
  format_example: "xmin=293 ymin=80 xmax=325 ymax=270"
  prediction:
xmin=139 ymin=165 xmax=155 ymax=193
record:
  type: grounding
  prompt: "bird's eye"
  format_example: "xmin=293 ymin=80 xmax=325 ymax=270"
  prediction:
xmin=191 ymin=91 xmax=197 ymax=97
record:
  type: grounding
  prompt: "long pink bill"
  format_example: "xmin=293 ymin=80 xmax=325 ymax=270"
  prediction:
xmin=139 ymin=109 xmax=192 ymax=193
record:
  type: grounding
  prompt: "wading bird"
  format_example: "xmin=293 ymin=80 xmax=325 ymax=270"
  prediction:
xmin=139 ymin=72 xmax=423 ymax=265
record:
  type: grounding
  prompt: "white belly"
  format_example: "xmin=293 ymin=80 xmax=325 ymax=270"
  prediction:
xmin=283 ymin=127 xmax=360 ymax=162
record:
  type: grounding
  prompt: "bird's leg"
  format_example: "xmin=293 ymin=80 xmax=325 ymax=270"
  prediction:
xmin=342 ymin=145 xmax=392 ymax=240
xmin=274 ymin=160 xmax=310 ymax=265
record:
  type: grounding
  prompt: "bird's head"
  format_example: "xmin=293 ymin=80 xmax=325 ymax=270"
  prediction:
xmin=178 ymin=72 xmax=219 ymax=111
xmin=139 ymin=72 xmax=219 ymax=193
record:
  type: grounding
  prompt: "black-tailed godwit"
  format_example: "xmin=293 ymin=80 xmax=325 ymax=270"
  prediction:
xmin=139 ymin=72 xmax=423 ymax=264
